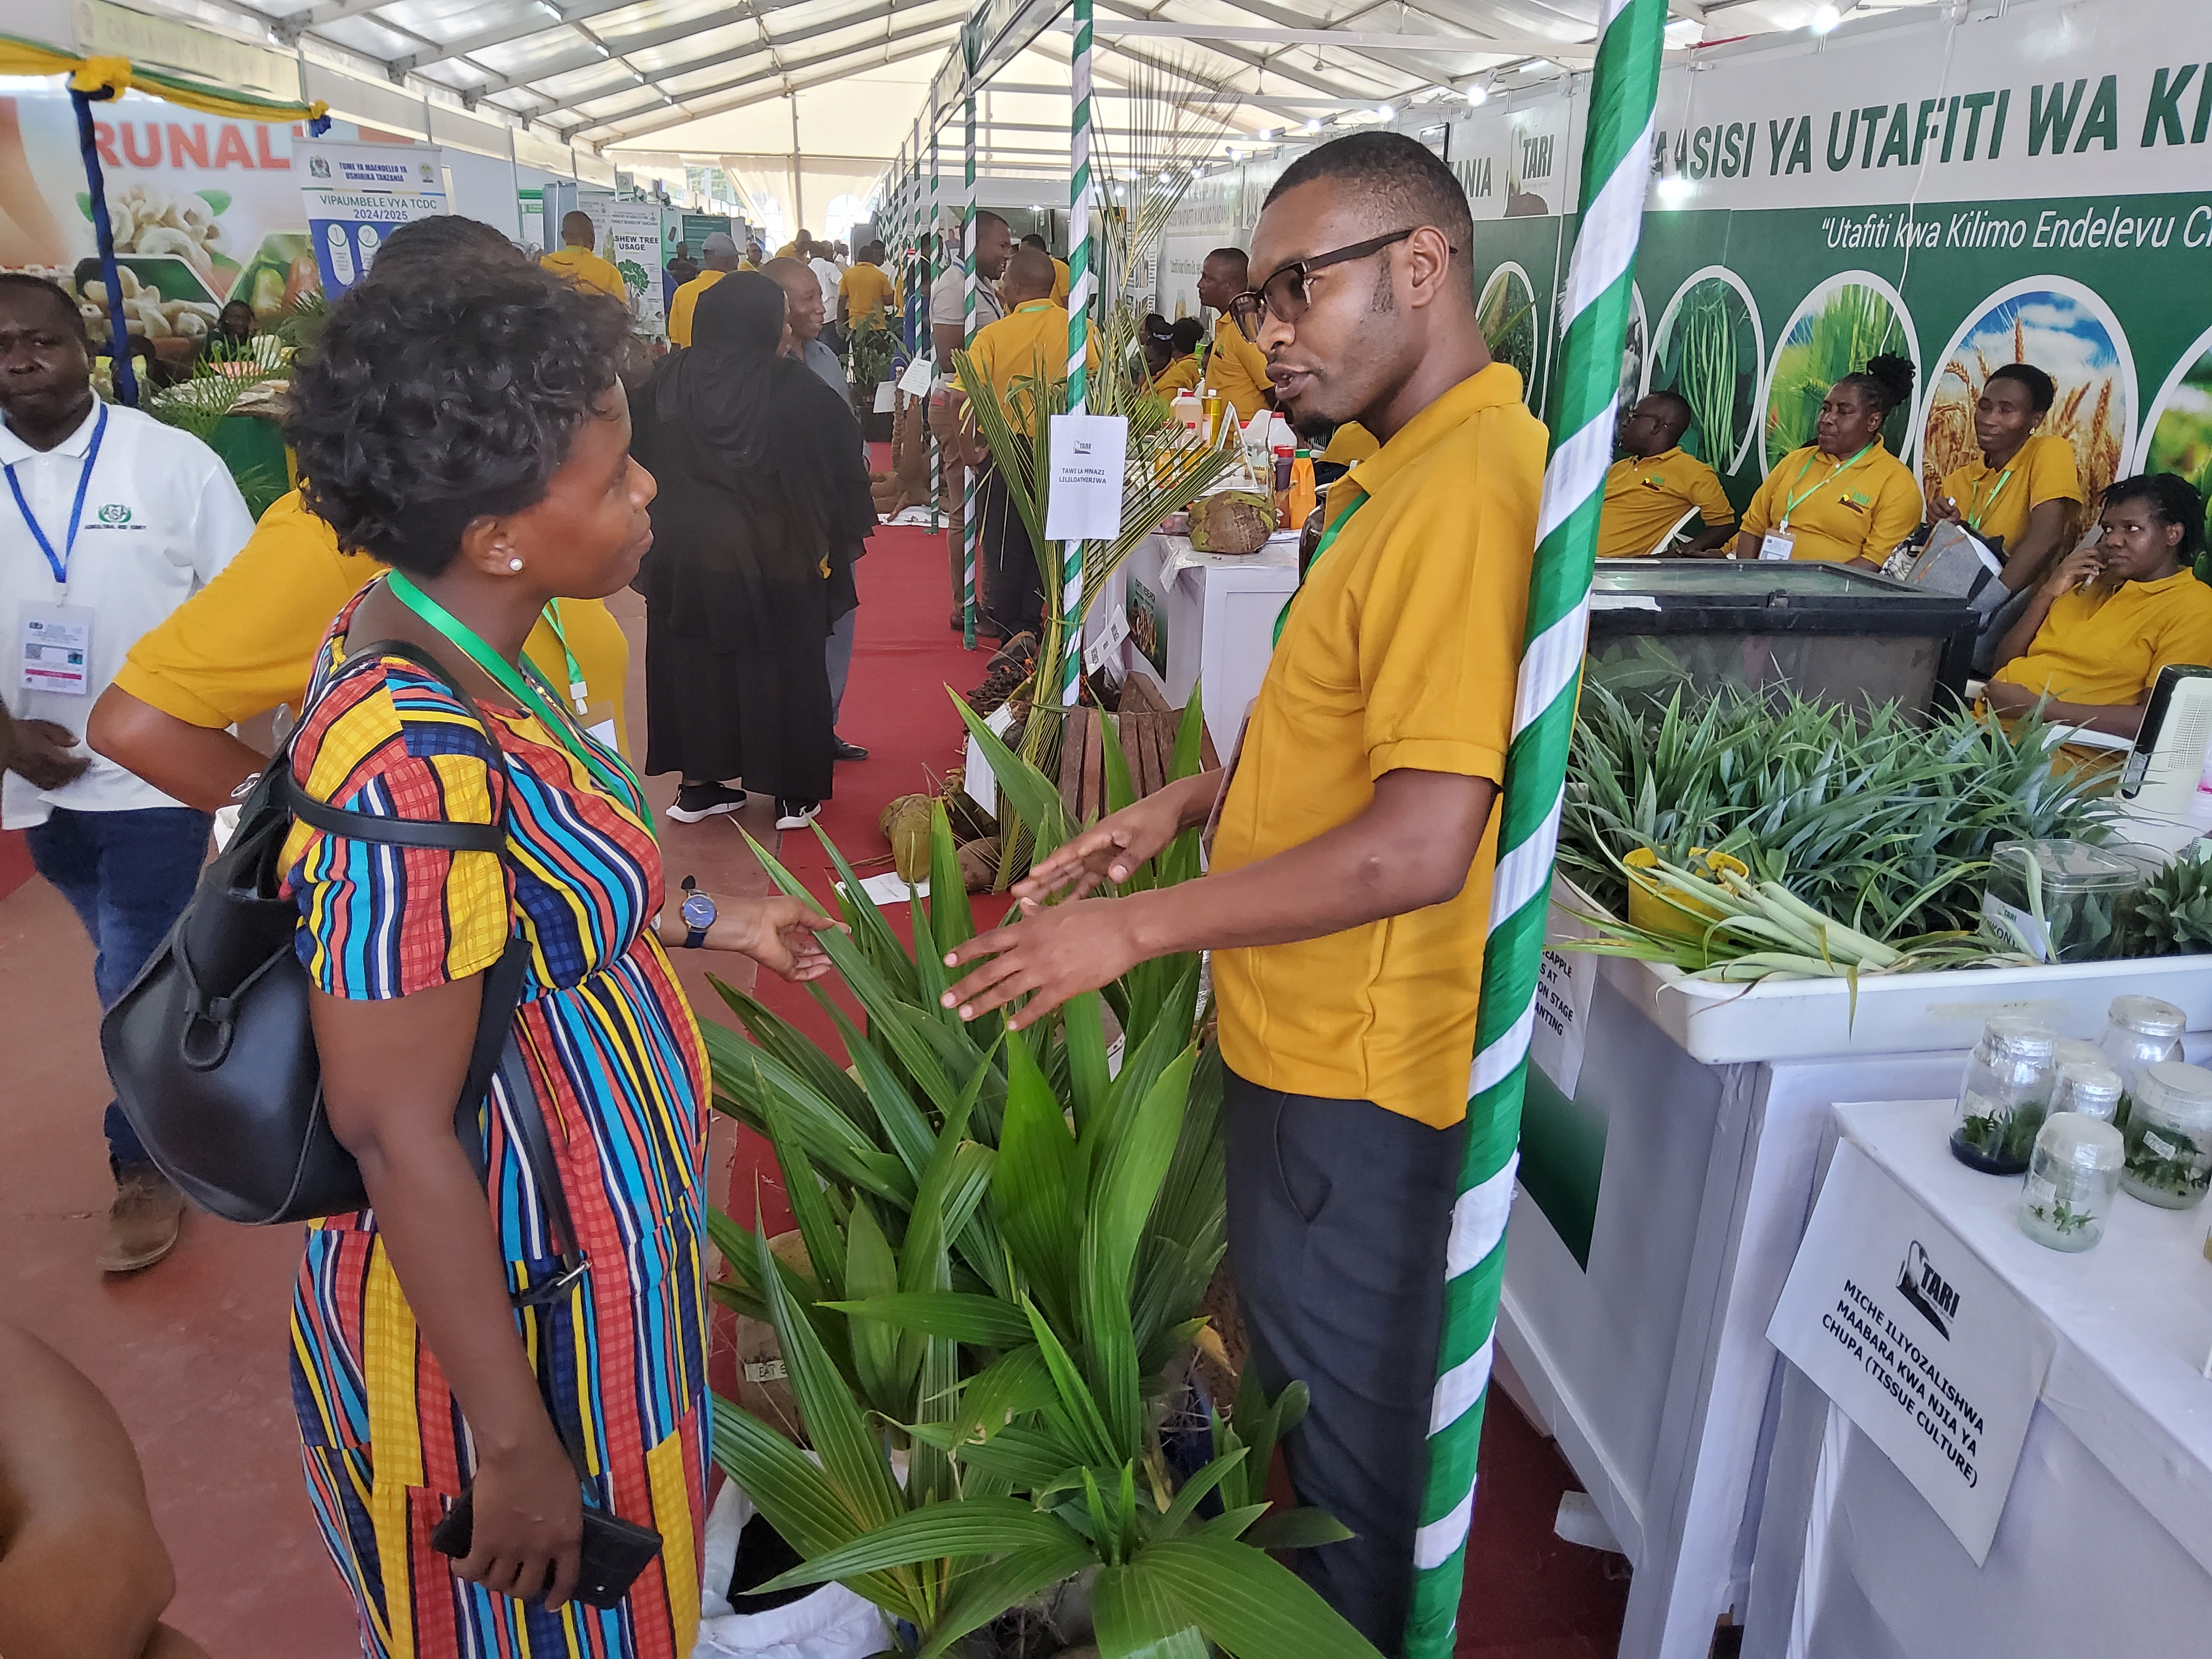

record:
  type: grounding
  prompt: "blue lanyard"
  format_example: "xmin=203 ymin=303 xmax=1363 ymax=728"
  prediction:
xmin=5 ymin=403 xmax=109 ymax=585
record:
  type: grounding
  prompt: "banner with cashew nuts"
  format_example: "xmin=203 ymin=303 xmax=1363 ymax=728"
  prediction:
xmin=0 ymin=88 xmax=319 ymax=374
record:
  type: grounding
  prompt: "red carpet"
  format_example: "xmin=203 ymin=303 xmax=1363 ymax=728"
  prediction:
xmin=0 ymin=832 xmax=28 ymax=903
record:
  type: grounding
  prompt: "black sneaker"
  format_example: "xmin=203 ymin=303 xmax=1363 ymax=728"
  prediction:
xmin=775 ymin=798 xmax=822 ymax=831
xmin=832 ymin=735 xmax=869 ymax=761
xmin=668 ymin=782 xmax=746 ymax=823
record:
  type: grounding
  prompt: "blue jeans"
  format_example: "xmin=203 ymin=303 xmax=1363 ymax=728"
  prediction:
xmin=27 ymin=805 xmax=211 ymax=1171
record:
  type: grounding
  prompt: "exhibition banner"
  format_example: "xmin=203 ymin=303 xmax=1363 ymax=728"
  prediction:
xmin=580 ymin=197 xmax=664 ymax=336
xmin=0 ymin=89 xmax=317 ymax=356
xmin=295 ymin=139 xmax=447 ymax=298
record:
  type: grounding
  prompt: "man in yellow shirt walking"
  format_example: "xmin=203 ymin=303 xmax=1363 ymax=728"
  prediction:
xmin=538 ymin=211 xmax=627 ymax=302
xmin=938 ymin=132 xmax=1543 ymax=1652
xmin=668 ymin=231 xmax=743 ymax=347
xmin=1196 ymin=246 xmax=1275 ymax=423
xmin=1596 ymin=391 xmax=1737 ymax=557
xmin=836 ymin=240 xmax=896 ymax=327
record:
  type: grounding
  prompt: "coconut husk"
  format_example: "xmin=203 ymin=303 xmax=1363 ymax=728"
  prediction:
xmin=957 ymin=835 xmax=1000 ymax=893
xmin=1189 ymin=490 xmax=1276 ymax=556
xmin=879 ymin=793 xmax=933 ymax=884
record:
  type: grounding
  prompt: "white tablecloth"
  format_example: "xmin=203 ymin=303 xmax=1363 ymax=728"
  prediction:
xmin=1745 ymin=1097 xmax=2212 ymax=1658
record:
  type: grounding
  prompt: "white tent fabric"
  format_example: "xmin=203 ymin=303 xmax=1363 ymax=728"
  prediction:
xmin=201 ymin=1 xmax=1944 ymax=195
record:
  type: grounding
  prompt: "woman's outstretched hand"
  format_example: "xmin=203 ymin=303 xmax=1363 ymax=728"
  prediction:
xmin=726 ymin=894 xmax=845 ymax=981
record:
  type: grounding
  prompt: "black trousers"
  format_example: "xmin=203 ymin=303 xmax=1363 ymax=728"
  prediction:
xmin=1224 ymin=1067 xmax=1467 ymax=1657
xmin=974 ymin=465 xmax=1043 ymax=641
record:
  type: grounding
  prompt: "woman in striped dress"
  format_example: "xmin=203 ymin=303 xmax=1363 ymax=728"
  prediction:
xmin=279 ymin=258 xmax=836 ymax=1656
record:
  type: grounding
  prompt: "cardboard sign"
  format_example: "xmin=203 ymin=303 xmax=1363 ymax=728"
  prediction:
xmin=1044 ymin=413 xmax=1128 ymax=542
xmin=1768 ymin=1139 xmax=2054 ymax=1564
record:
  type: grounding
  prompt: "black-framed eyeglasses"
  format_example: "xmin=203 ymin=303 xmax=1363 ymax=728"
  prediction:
xmin=1231 ymin=228 xmax=1420 ymax=325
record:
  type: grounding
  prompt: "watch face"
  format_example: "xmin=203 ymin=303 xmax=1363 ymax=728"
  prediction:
xmin=681 ymin=891 xmax=717 ymax=930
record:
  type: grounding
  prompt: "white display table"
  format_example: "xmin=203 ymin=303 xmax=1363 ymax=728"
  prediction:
xmin=1505 ymin=911 xmax=2212 ymax=1659
xmin=1099 ymin=530 xmax=1298 ymax=756
xmin=1742 ymin=1097 xmax=2212 ymax=1658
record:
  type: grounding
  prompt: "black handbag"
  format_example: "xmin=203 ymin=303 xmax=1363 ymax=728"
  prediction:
xmin=99 ymin=640 xmax=528 ymax=1225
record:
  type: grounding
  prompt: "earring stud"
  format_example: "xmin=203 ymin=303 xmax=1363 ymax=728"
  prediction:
xmin=508 ymin=557 xmax=525 ymax=572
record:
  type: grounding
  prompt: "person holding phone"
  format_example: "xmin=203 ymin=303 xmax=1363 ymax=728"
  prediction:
xmin=1985 ymin=473 xmax=2212 ymax=740
xmin=279 ymin=257 xmax=838 ymax=1651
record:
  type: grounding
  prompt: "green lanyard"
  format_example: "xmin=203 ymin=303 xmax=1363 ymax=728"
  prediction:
xmin=1272 ymin=490 xmax=1369 ymax=648
xmin=1780 ymin=443 xmax=1875 ymax=528
xmin=1963 ymin=464 xmax=2016 ymax=534
xmin=385 ymin=572 xmax=652 ymax=831
xmin=539 ymin=597 xmax=589 ymax=706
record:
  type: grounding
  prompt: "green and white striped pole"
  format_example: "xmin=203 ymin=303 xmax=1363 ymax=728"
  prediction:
xmin=1058 ymin=0 xmax=1095 ymax=707
xmin=962 ymin=88 xmax=981 ymax=652
xmin=1405 ymin=4 xmax=1666 ymax=1653
xmin=929 ymin=124 xmax=944 ymax=537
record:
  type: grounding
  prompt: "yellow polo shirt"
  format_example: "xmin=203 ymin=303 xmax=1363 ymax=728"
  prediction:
xmin=666 ymin=268 xmax=727 ymax=348
xmin=1992 ymin=570 xmax=2212 ymax=707
xmin=839 ymin=261 xmax=895 ymax=320
xmin=1050 ymin=257 xmax=1071 ymax=305
xmin=539 ymin=246 xmax=627 ymax=301
xmin=1941 ymin=432 xmax=2082 ymax=554
xmin=1152 ymin=355 xmax=1201 ymax=397
xmin=1320 ymin=422 xmax=1379 ymax=466
xmin=1739 ymin=440 xmax=1922 ymax=563
xmin=1211 ymin=364 xmax=1545 ymax=1126
xmin=111 ymin=490 xmax=630 ymax=755
xmin=968 ymin=298 xmax=1097 ymax=417
xmin=1597 ymin=446 xmax=1736 ymax=557
xmin=1204 ymin=316 xmax=1272 ymax=424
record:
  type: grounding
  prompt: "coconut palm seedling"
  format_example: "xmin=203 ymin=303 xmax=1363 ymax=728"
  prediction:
xmin=701 ymin=700 xmax=1378 ymax=1656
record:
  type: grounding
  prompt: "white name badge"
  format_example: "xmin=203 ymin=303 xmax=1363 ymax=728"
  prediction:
xmin=1758 ymin=531 xmax=1797 ymax=562
xmin=19 ymin=602 xmax=93 ymax=695
xmin=587 ymin=719 xmax=621 ymax=751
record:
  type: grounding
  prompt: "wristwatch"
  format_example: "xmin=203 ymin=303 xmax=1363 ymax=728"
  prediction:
xmin=679 ymin=876 xmax=716 ymax=948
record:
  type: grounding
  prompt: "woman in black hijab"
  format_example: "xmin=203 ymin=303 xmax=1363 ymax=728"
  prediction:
xmin=633 ymin=271 xmax=875 ymax=826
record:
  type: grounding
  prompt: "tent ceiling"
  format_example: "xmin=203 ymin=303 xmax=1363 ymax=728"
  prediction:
xmin=218 ymin=0 xmax=1942 ymax=173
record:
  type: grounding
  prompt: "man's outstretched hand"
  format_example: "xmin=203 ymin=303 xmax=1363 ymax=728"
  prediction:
xmin=941 ymin=895 xmax=1145 ymax=1031
xmin=1011 ymin=788 xmax=1189 ymax=905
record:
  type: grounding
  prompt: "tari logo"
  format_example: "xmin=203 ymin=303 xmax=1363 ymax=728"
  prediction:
xmin=96 ymin=503 xmax=132 ymax=525
xmin=1897 ymin=1239 xmax=1959 ymax=1339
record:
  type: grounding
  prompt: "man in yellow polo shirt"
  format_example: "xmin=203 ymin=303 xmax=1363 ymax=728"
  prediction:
xmin=668 ymin=231 xmax=743 ymax=347
xmin=958 ymin=246 xmax=1096 ymax=641
xmin=1019 ymin=233 xmax=1071 ymax=304
xmin=1597 ymin=391 xmax=1737 ymax=557
xmin=938 ymin=132 xmax=1542 ymax=1651
xmin=836 ymin=240 xmax=896 ymax=326
xmin=539 ymin=211 xmax=627 ymax=301
xmin=1196 ymin=246 xmax=1274 ymax=423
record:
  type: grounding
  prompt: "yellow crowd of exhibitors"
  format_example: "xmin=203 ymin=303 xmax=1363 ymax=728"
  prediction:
xmin=968 ymin=298 xmax=1098 ymax=410
xmin=839 ymin=260 xmax=895 ymax=320
xmin=115 ymin=490 xmax=630 ymax=751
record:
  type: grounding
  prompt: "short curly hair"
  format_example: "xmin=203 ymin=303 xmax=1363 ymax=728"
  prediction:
xmin=286 ymin=260 xmax=631 ymax=574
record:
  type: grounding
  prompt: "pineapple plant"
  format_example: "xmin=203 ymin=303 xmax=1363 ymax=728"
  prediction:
xmin=2116 ymin=842 xmax=2212 ymax=958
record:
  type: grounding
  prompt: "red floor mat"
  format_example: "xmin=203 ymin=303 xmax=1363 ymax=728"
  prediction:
xmin=0 ymin=831 xmax=29 ymax=903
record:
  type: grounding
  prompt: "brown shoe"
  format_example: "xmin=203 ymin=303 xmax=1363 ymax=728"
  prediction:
xmin=99 ymin=1166 xmax=185 ymax=1274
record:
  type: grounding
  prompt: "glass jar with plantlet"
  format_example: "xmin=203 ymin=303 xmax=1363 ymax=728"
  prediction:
xmin=2097 ymin=994 xmax=2186 ymax=1131
xmin=1949 ymin=1017 xmax=2058 ymax=1175
xmin=2048 ymin=1059 xmax=2124 ymax=1126
xmin=2018 ymin=1113 xmax=2125 ymax=1252
xmin=2118 ymin=1061 xmax=2212 ymax=1209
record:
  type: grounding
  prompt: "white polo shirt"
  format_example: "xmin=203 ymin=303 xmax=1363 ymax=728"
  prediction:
xmin=1 ymin=399 xmax=251 ymax=828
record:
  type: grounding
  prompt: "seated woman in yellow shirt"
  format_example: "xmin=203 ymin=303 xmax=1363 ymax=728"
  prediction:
xmin=1985 ymin=474 xmax=2212 ymax=739
xmin=1731 ymin=355 xmax=1922 ymax=565
xmin=1147 ymin=317 xmax=1204 ymax=397
xmin=1929 ymin=362 xmax=2083 ymax=593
